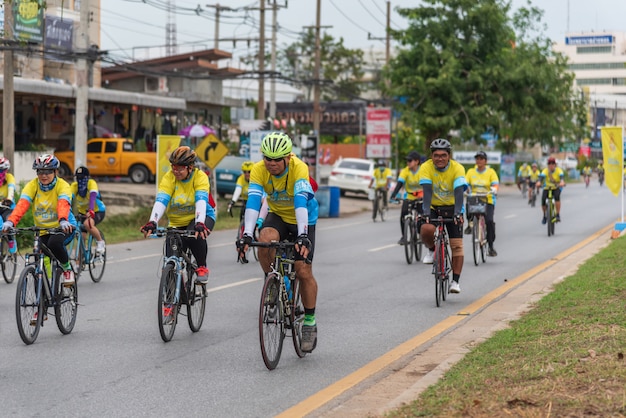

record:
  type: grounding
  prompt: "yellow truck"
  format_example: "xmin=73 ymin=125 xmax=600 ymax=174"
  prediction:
xmin=56 ymin=138 xmax=157 ymax=183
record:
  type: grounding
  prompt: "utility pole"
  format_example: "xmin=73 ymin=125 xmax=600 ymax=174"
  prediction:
xmin=386 ymin=1 xmax=390 ymax=64
xmin=269 ymin=0 xmax=278 ymax=119
xmin=313 ymin=0 xmax=321 ymax=181
xmin=257 ymin=0 xmax=265 ymax=120
xmin=206 ymin=4 xmax=234 ymax=49
xmin=75 ymin=0 xmax=90 ymax=170
xmin=2 ymin=0 xmax=15 ymax=171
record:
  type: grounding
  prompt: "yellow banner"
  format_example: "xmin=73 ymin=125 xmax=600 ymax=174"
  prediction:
xmin=156 ymin=135 xmax=183 ymax=189
xmin=601 ymin=126 xmax=624 ymax=197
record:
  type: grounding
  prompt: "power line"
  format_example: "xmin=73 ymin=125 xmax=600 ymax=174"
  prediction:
xmin=356 ymin=0 xmax=386 ymax=27
xmin=328 ymin=0 xmax=370 ymax=35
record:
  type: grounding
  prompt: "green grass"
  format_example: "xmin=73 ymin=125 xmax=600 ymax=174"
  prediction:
xmin=388 ymin=236 xmax=626 ymax=417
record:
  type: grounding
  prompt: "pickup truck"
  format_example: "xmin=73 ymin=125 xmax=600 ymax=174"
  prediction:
xmin=55 ymin=138 xmax=157 ymax=183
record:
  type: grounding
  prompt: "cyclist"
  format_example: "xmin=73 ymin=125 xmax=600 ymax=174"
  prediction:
xmin=419 ymin=138 xmax=467 ymax=294
xmin=0 ymin=157 xmax=18 ymax=254
xmin=464 ymin=151 xmax=499 ymax=256
xmin=140 ymin=146 xmax=216 ymax=284
xmin=536 ymin=157 xmax=565 ymax=224
xmin=2 ymin=154 xmax=76 ymax=286
xmin=528 ymin=162 xmax=541 ymax=203
xmin=389 ymin=151 xmax=422 ymax=245
xmin=227 ymin=160 xmax=254 ymax=219
xmin=237 ymin=132 xmax=319 ymax=353
xmin=582 ymin=165 xmax=592 ymax=187
xmin=517 ymin=163 xmax=531 ymax=192
xmin=70 ymin=166 xmax=106 ymax=255
xmin=597 ymin=162 xmax=605 ymax=186
xmin=368 ymin=159 xmax=392 ymax=219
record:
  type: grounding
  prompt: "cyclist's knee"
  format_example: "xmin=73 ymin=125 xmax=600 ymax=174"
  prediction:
xmin=259 ymin=226 xmax=279 ymax=241
xmin=450 ymin=238 xmax=463 ymax=257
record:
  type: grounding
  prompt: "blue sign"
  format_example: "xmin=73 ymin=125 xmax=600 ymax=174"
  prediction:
xmin=566 ymin=35 xmax=613 ymax=46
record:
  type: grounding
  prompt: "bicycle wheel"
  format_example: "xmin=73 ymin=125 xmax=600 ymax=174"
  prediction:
xmin=433 ymin=240 xmax=444 ymax=307
xmin=1 ymin=237 xmax=17 ymax=283
xmin=378 ymin=194 xmax=386 ymax=222
xmin=441 ymin=241 xmax=450 ymax=301
xmin=158 ymin=263 xmax=179 ymax=342
xmin=290 ymin=277 xmax=307 ymax=358
xmin=549 ymin=200 xmax=556 ymax=236
xmin=479 ymin=218 xmax=487 ymax=263
xmin=15 ymin=265 xmax=42 ymax=345
xmin=54 ymin=267 xmax=78 ymax=335
xmin=372 ymin=194 xmax=378 ymax=222
xmin=413 ymin=225 xmax=423 ymax=262
xmin=403 ymin=217 xmax=413 ymax=264
xmin=88 ymin=233 xmax=106 ymax=283
xmin=530 ymin=189 xmax=537 ymax=207
xmin=259 ymin=274 xmax=285 ymax=370
xmin=186 ymin=268 xmax=206 ymax=332
xmin=472 ymin=218 xmax=480 ymax=266
xmin=68 ymin=234 xmax=84 ymax=281
xmin=547 ymin=198 xmax=554 ymax=237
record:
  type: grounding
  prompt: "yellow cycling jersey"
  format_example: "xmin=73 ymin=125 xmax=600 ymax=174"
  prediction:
xmin=529 ymin=168 xmax=541 ymax=182
xmin=582 ymin=167 xmax=592 ymax=176
xmin=70 ymin=179 xmax=106 ymax=214
xmin=235 ymin=174 xmax=250 ymax=200
xmin=419 ymin=159 xmax=466 ymax=207
xmin=372 ymin=167 xmax=392 ymax=189
xmin=0 ymin=173 xmax=16 ymax=201
xmin=397 ymin=166 xmax=421 ymax=200
xmin=19 ymin=177 xmax=72 ymax=229
xmin=465 ymin=166 xmax=499 ymax=205
xmin=156 ymin=168 xmax=210 ymax=227
xmin=518 ymin=165 xmax=531 ymax=178
xmin=539 ymin=167 xmax=564 ymax=190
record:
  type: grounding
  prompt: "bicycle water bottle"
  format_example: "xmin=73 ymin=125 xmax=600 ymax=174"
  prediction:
xmin=283 ymin=274 xmax=291 ymax=299
xmin=43 ymin=256 xmax=52 ymax=278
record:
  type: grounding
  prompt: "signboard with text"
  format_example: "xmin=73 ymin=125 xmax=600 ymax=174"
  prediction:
xmin=366 ymin=107 xmax=391 ymax=159
xmin=44 ymin=15 xmax=74 ymax=62
xmin=13 ymin=0 xmax=44 ymax=43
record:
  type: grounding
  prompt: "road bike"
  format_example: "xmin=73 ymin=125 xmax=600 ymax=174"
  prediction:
xmin=467 ymin=193 xmax=488 ymax=266
xmin=520 ymin=177 xmax=528 ymax=198
xmin=152 ymin=228 xmax=207 ymax=342
xmin=598 ymin=170 xmax=604 ymax=186
xmin=546 ymin=188 xmax=558 ymax=237
xmin=247 ymin=239 xmax=306 ymax=370
xmin=401 ymin=199 xmax=423 ymax=264
xmin=429 ymin=216 xmax=454 ymax=307
xmin=66 ymin=222 xmax=106 ymax=282
xmin=229 ymin=203 xmax=259 ymax=263
xmin=584 ymin=174 xmax=590 ymax=188
xmin=371 ymin=188 xmax=387 ymax=222
xmin=14 ymin=227 xmax=78 ymax=345
xmin=0 ymin=231 xmax=18 ymax=283
xmin=528 ymin=183 xmax=538 ymax=207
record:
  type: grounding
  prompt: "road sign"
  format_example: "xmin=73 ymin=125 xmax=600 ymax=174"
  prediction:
xmin=196 ymin=133 xmax=229 ymax=169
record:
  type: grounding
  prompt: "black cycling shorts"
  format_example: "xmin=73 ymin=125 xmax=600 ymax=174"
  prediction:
xmin=262 ymin=213 xmax=315 ymax=263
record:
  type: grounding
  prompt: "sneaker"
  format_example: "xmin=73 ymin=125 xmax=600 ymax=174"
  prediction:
xmin=8 ymin=239 xmax=17 ymax=254
xmin=541 ymin=216 xmax=547 ymax=225
xmin=556 ymin=214 xmax=561 ymax=222
xmin=488 ymin=248 xmax=498 ymax=257
xmin=96 ymin=240 xmax=106 ymax=256
xmin=195 ymin=266 xmax=209 ymax=284
xmin=464 ymin=225 xmax=472 ymax=235
xmin=301 ymin=324 xmax=318 ymax=353
xmin=450 ymin=281 xmax=461 ymax=293
xmin=422 ymin=250 xmax=434 ymax=264
xmin=62 ymin=270 xmax=75 ymax=287
xmin=30 ymin=311 xmax=48 ymax=326
xmin=397 ymin=237 xmax=406 ymax=245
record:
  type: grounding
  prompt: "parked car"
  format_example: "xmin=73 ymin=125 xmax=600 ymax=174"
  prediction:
xmin=215 ymin=155 xmax=249 ymax=198
xmin=328 ymin=157 xmax=375 ymax=196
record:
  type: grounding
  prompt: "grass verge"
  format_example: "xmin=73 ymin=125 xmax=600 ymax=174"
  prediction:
xmin=388 ymin=235 xmax=626 ymax=417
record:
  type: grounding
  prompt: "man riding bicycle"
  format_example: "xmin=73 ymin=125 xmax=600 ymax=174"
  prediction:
xmin=517 ymin=163 xmax=531 ymax=192
xmin=70 ymin=167 xmax=106 ymax=256
xmin=419 ymin=139 xmax=467 ymax=294
xmin=528 ymin=162 xmax=541 ymax=203
xmin=536 ymin=157 xmax=565 ymax=224
xmin=389 ymin=151 xmax=422 ymax=245
xmin=237 ymin=132 xmax=319 ymax=353
xmin=368 ymin=159 xmax=392 ymax=219
xmin=227 ymin=160 xmax=254 ymax=263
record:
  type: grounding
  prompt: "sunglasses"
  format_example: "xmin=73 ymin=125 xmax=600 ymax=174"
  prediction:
xmin=264 ymin=156 xmax=284 ymax=162
xmin=243 ymin=170 xmax=251 ymax=174
xmin=37 ymin=169 xmax=55 ymax=175
xmin=171 ymin=164 xmax=189 ymax=172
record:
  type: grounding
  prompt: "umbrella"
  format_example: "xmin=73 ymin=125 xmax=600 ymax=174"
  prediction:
xmin=178 ymin=124 xmax=215 ymax=137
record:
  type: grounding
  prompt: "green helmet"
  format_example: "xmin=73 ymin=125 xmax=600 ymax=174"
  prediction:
xmin=261 ymin=132 xmax=292 ymax=159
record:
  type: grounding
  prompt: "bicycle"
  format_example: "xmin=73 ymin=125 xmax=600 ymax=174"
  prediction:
xmin=598 ymin=170 xmax=604 ymax=186
xmin=14 ymin=226 xmax=78 ymax=345
xmin=230 ymin=204 xmax=259 ymax=263
xmin=520 ymin=178 xmax=528 ymax=198
xmin=528 ymin=183 xmax=538 ymax=207
xmin=584 ymin=174 xmax=590 ymax=188
xmin=66 ymin=221 xmax=106 ymax=283
xmin=371 ymin=188 xmax=387 ymax=222
xmin=152 ymin=228 xmax=207 ymax=342
xmin=546 ymin=188 xmax=558 ymax=237
xmin=428 ymin=216 xmax=454 ymax=307
xmin=400 ymin=199 xmax=423 ymax=264
xmin=467 ymin=193 xmax=488 ymax=266
xmin=0 ymin=230 xmax=18 ymax=283
xmin=246 ymin=239 xmax=306 ymax=370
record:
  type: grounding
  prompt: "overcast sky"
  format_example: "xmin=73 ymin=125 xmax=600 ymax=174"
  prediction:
xmin=98 ymin=0 xmax=626 ymax=63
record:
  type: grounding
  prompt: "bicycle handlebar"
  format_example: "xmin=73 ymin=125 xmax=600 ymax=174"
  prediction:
xmin=150 ymin=227 xmax=197 ymax=239
xmin=12 ymin=226 xmax=65 ymax=235
xmin=246 ymin=240 xmax=296 ymax=249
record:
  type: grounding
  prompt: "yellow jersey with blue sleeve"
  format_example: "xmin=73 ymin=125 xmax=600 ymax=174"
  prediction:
xmin=234 ymin=174 xmax=250 ymax=200
xmin=0 ymin=173 xmax=17 ymax=206
xmin=518 ymin=164 xmax=531 ymax=178
xmin=247 ymin=154 xmax=316 ymax=225
xmin=11 ymin=177 xmax=75 ymax=229
xmin=372 ymin=167 xmax=392 ymax=189
xmin=396 ymin=166 xmax=422 ymax=200
xmin=419 ymin=159 xmax=466 ymax=207
xmin=539 ymin=167 xmax=564 ymax=190
xmin=155 ymin=168 xmax=214 ymax=228
xmin=70 ymin=179 xmax=106 ymax=214
xmin=529 ymin=168 xmax=541 ymax=182
xmin=465 ymin=166 xmax=499 ymax=205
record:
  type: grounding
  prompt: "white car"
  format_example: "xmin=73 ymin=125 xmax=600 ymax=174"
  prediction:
xmin=328 ymin=158 xmax=375 ymax=196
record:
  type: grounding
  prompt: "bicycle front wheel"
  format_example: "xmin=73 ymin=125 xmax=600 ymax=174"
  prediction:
xmin=290 ymin=277 xmax=306 ymax=358
xmin=1 ymin=237 xmax=17 ymax=283
xmin=433 ymin=242 xmax=444 ymax=307
xmin=378 ymin=194 xmax=386 ymax=222
xmin=472 ymin=219 xmax=480 ymax=266
xmin=259 ymin=274 xmax=285 ymax=370
xmin=547 ymin=198 xmax=555 ymax=237
xmin=413 ymin=221 xmax=423 ymax=261
xmin=15 ymin=266 xmax=42 ymax=345
xmin=186 ymin=269 xmax=206 ymax=332
xmin=403 ymin=218 xmax=413 ymax=264
xmin=54 ymin=268 xmax=78 ymax=334
xmin=158 ymin=264 xmax=179 ymax=342
xmin=88 ymin=234 xmax=106 ymax=282
xmin=67 ymin=234 xmax=84 ymax=281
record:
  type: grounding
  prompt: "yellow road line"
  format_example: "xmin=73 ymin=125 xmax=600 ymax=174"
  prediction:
xmin=278 ymin=222 xmax=615 ymax=418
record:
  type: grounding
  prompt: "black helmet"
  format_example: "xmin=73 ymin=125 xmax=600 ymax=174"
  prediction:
xmin=430 ymin=138 xmax=451 ymax=153
xmin=474 ymin=151 xmax=487 ymax=159
xmin=406 ymin=151 xmax=421 ymax=161
xmin=75 ymin=166 xmax=90 ymax=179
xmin=376 ymin=159 xmax=387 ymax=168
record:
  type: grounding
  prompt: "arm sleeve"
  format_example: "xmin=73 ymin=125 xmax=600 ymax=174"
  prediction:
xmin=390 ymin=180 xmax=403 ymax=200
xmin=195 ymin=199 xmax=207 ymax=224
xmin=7 ymin=184 xmax=15 ymax=202
xmin=421 ymin=184 xmax=433 ymax=216
xmin=8 ymin=198 xmax=30 ymax=225
xmin=89 ymin=191 xmax=97 ymax=211
xmin=149 ymin=201 xmax=167 ymax=224
xmin=58 ymin=199 xmax=71 ymax=221
xmin=454 ymin=186 xmax=465 ymax=215
xmin=231 ymin=186 xmax=242 ymax=203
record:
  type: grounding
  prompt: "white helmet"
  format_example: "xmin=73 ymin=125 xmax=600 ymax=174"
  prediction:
xmin=0 ymin=157 xmax=10 ymax=171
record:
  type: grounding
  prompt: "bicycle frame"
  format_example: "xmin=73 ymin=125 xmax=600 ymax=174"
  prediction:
xmin=160 ymin=230 xmax=197 ymax=305
xmin=547 ymin=189 xmax=557 ymax=237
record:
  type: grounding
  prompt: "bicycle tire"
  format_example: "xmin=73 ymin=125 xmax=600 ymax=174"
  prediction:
xmin=68 ymin=234 xmax=84 ymax=281
xmin=158 ymin=263 xmax=179 ymax=342
xmin=414 ymin=218 xmax=423 ymax=261
xmin=434 ymin=239 xmax=444 ymax=307
xmin=472 ymin=218 xmax=480 ymax=266
xmin=290 ymin=277 xmax=306 ymax=359
xmin=372 ymin=194 xmax=378 ymax=222
xmin=441 ymin=239 xmax=450 ymax=301
xmin=88 ymin=233 xmax=106 ymax=283
xmin=186 ymin=268 xmax=206 ymax=332
xmin=403 ymin=217 xmax=413 ymax=264
xmin=547 ymin=197 xmax=554 ymax=237
xmin=378 ymin=193 xmax=386 ymax=222
xmin=1 ymin=237 xmax=17 ymax=283
xmin=530 ymin=189 xmax=537 ymax=207
xmin=480 ymin=217 xmax=487 ymax=263
xmin=15 ymin=265 xmax=42 ymax=345
xmin=259 ymin=274 xmax=285 ymax=370
xmin=54 ymin=267 xmax=78 ymax=335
